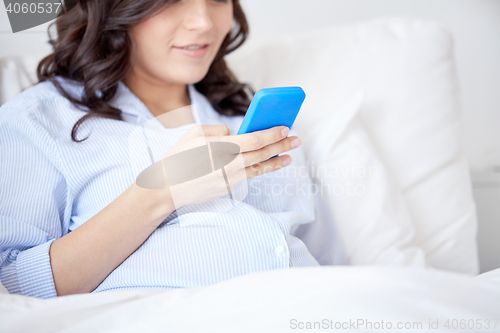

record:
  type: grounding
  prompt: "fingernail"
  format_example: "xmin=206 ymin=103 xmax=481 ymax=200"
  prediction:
xmin=282 ymin=127 xmax=290 ymax=137
xmin=291 ymin=138 xmax=301 ymax=148
xmin=283 ymin=156 xmax=292 ymax=166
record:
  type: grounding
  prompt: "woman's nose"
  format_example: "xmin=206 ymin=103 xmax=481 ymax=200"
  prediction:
xmin=182 ymin=0 xmax=214 ymax=32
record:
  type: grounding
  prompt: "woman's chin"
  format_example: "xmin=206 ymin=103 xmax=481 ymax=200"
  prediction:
xmin=179 ymin=65 xmax=211 ymax=80
xmin=176 ymin=73 xmax=210 ymax=85
xmin=150 ymin=65 xmax=210 ymax=85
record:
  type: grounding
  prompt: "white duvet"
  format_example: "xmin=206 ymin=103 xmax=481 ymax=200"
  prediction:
xmin=1 ymin=266 xmax=499 ymax=333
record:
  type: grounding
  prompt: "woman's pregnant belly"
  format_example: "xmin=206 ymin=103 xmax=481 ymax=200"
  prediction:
xmin=92 ymin=199 xmax=293 ymax=292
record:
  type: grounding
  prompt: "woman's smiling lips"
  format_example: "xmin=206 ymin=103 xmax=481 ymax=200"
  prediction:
xmin=173 ymin=43 xmax=210 ymax=58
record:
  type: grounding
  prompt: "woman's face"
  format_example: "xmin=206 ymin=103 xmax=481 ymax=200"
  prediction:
xmin=128 ymin=0 xmax=233 ymax=85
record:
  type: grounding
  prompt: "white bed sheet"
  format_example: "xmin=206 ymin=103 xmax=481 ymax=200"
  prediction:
xmin=1 ymin=267 xmax=499 ymax=333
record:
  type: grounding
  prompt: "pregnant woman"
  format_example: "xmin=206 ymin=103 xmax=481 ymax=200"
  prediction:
xmin=0 ymin=0 xmax=343 ymax=298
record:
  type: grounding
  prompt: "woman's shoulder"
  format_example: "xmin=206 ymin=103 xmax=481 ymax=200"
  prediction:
xmin=4 ymin=78 xmax=56 ymax=107
xmin=0 ymin=77 xmax=85 ymax=135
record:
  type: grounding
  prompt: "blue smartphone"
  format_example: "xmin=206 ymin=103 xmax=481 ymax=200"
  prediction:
xmin=237 ymin=86 xmax=306 ymax=158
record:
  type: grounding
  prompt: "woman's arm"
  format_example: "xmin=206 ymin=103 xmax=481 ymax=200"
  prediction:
xmin=0 ymin=117 xmax=297 ymax=298
xmin=50 ymin=124 xmax=301 ymax=295
xmin=49 ymin=183 xmax=174 ymax=296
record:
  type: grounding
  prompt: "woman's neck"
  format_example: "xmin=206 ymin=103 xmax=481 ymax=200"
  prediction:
xmin=122 ymin=72 xmax=193 ymax=120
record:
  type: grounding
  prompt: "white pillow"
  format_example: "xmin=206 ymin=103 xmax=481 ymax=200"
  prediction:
xmin=294 ymin=92 xmax=427 ymax=267
xmin=226 ymin=17 xmax=479 ymax=274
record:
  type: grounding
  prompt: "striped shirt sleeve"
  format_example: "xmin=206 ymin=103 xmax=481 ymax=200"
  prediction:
xmin=0 ymin=106 xmax=68 ymax=298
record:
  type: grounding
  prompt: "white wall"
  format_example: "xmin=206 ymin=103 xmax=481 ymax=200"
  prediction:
xmin=0 ymin=8 xmax=52 ymax=57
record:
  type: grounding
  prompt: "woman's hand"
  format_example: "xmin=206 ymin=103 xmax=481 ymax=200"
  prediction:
xmin=158 ymin=124 xmax=301 ymax=209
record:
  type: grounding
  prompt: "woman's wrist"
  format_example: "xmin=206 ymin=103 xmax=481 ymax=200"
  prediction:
xmin=128 ymin=182 xmax=176 ymax=229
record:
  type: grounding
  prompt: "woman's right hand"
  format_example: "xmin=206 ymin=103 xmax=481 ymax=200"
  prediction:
xmin=158 ymin=124 xmax=302 ymax=209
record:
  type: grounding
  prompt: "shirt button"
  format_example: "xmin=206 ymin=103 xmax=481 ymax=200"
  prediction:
xmin=274 ymin=246 xmax=285 ymax=256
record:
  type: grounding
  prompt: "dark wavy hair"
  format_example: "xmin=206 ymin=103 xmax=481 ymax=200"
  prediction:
xmin=37 ymin=0 xmax=254 ymax=142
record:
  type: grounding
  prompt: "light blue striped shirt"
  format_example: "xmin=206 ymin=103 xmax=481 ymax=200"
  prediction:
xmin=0 ymin=76 xmax=346 ymax=298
